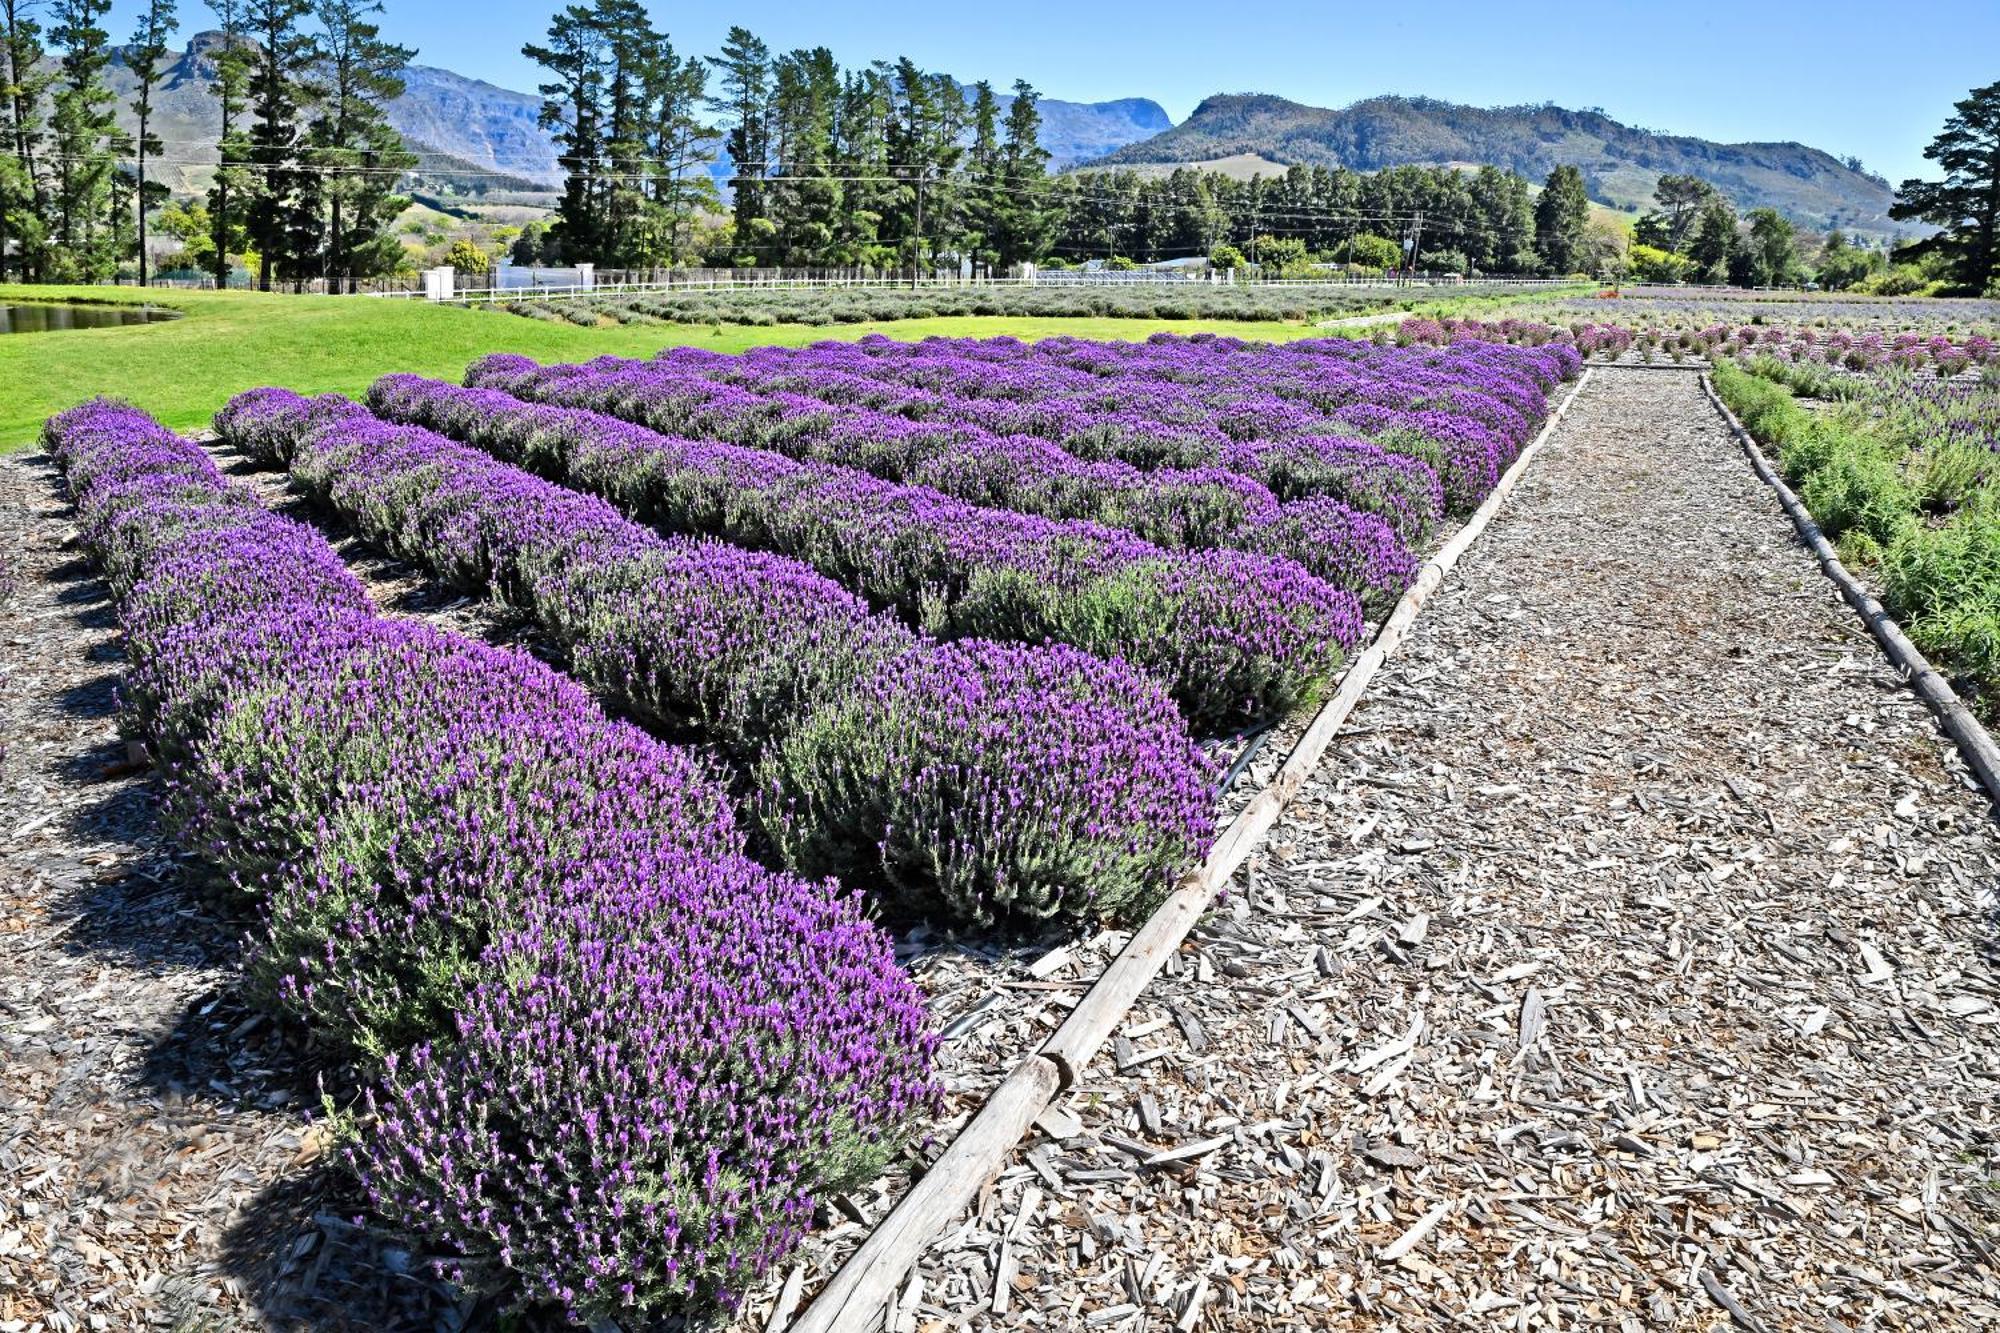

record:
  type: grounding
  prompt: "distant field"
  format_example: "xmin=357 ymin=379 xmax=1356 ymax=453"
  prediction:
xmin=0 ymin=287 xmax=1342 ymax=448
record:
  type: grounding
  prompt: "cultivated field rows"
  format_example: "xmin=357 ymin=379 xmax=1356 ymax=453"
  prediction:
xmin=4 ymin=341 xmax=1997 ymax=1331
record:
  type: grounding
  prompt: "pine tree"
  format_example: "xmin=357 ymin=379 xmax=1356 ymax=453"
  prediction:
xmin=1687 ymin=198 xmax=1736 ymax=284
xmin=961 ymin=80 xmax=1000 ymax=268
xmin=706 ymin=26 xmax=770 ymax=261
xmin=641 ymin=44 xmax=714 ymax=266
xmin=992 ymin=80 xmax=1052 ymax=268
xmin=48 ymin=0 xmax=121 ymax=279
xmin=205 ymin=0 xmax=253 ymax=285
xmin=242 ymin=0 xmax=313 ymax=289
xmin=1892 ymin=81 xmax=2000 ymax=294
xmin=767 ymin=48 xmax=841 ymax=266
xmin=524 ymin=5 xmax=609 ymax=263
xmin=589 ymin=0 xmax=654 ymax=266
xmin=126 ymin=0 xmax=178 ymax=286
xmin=833 ymin=64 xmax=893 ymax=265
xmin=883 ymin=59 xmax=964 ymax=270
xmin=307 ymin=0 xmax=413 ymax=290
xmin=1532 ymin=164 xmax=1590 ymax=274
xmin=0 ymin=0 xmax=56 ymax=279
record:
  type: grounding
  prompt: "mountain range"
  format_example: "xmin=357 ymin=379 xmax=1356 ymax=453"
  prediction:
xmin=1087 ymin=93 xmax=1907 ymax=238
xmin=100 ymin=36 xmax=1906 ymax=238
xmin=101 ymin=32 xmax=1171 ymax=193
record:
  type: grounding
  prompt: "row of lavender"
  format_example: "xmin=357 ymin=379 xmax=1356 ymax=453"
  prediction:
xmin=1402 ymin=315 xmax=1999 ymax=375
xmin=737 ymin=331 xmax=1576 ymax=515
xmin=45 ymin=401 xmax=936 ymax=1323
xmin=460 ymin=334 xmax=1578 ymax=604
xmin=362 ymin=373 xmax=1365 ymax=729
xmin=214 ymin=388 xmax=1215 ymax=925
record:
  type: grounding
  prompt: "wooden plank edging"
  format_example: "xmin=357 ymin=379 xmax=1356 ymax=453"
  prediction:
xmin=787 ymin=367 xmax=1597 ymax=1333
xmin=1699 ymin=371 xmax=2000 ymax=805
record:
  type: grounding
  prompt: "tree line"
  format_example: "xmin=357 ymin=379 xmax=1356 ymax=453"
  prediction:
xmin=3 ymin=0 xmax=1993 ymax=297
xmin=514 ymin=5 xmax=1057 ymax=272
xmin=0 ymin=0 xmax=414 ymax=289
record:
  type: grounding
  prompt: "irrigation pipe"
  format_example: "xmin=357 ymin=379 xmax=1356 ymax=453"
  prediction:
xmin=1699 ymin=372 xmax=2000 ymax=806
xmin=786 ymin=366 xmax=1596 ymax=1333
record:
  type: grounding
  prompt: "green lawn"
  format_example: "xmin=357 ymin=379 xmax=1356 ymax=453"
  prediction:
xmin=0 ymin=286 xmax=1338 ymax=449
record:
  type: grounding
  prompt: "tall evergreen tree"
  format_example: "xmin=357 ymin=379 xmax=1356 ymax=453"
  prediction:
xmin=706 ymin=26 xmax=770 ymax=260
xmin=1635 ymin=173 xmax=1718 ymax=253
xmin=1892 ymin=81 xmax=2000 ymax=294
xmin=1687 ymin=197 xmax=1736 ymax=283
xmin=833 ymin=63 xmax=893 ymax=264
xmin=589 ymin=0 xmax=653 ymax=264
xmin=961 ymin=79 xmax=1000 ymax=268
xmin=241 ymin=0 xmax=312 ymax=289
xmin=641 ymin=43 xmax=714 ymax=266
xmin=991 ymin=80 xmax=1052 ymax=269
xmin=524 ymin=5 xmax=608 ymax=263
xmin=306 ymin=0 xmax=412 ymax=289
xmin=767 ymin=47 xmax=841 ymax=265
xmin=883 ymin=58 xmax=964 ymax=270
xmin=126 ymin=0 xmax=177 ymax=286
xmin=1745 ymin=206 xmax=1801 ymax=287
xmin=0 ymin=0 xmax=55 ymax=279
xmin=205 ymin=0 xmax=253 ymax=285
xmin=48 ymin=0 xmax=121 ymax=278
xmin=1532 ymin=164 xmax=1590 ymax=274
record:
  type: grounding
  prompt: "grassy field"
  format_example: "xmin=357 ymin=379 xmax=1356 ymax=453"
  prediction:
xmin=0 ymin=286 xmax=1344 ymax=449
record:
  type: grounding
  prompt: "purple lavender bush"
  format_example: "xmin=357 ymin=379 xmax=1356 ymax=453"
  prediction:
xmin=216 ymin=389 xmax=1217 ymax=924
xmin=757 ymin=638 xmax=1214 ymax=922
xmin=367 ymin=373 xmax=1359 ymax=729
xmin=46 ymin=399 xmax=941 ymax=1321
xmin=356 ymin=842 xmax=938 ymax=1321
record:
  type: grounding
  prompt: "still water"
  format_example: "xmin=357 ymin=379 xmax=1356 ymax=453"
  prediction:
xmin=0 ymin=303 xmax=182 ymax=334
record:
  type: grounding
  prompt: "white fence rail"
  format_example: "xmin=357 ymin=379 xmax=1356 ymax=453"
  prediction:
xmin=370 ymin=272 xmax=1590 ymax=304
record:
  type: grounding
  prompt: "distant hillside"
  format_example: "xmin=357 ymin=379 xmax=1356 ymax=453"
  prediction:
xmin=1091 ymin=93 xmax=1909 ymax=239
xmin=96 ymin=32 xmax=563 ymax=192
xmin=1032 ymin=95 xmax=1171 ymax=167
xmin=99 ymin=34 xmax=1168 ymax=199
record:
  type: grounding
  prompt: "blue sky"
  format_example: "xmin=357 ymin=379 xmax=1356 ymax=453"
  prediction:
xmin=114 ymin=0 xmax=1993 ymax=185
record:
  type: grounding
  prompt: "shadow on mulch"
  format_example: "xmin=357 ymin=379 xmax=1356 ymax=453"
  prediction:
xmin=216 ymin=1164 xmax=474 ymax=1333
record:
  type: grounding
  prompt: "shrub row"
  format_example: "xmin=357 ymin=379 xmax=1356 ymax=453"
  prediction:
xmin=520 ymin=283 xmax=1414 ymax=328
xmin=663 ymin=341 xmax=1451 ymax=538
xmin=783 ymin=331 xmax=1575 ymax=515
xmin=463 ymin=353 xmax=1423 ymax=605
xmin=215 ymin=388 xmax=1215 ymax=925
xmin=642 ymin=332 xmax=1570 ymax=517
xmin=366 ymin=373 xmax=1361 ymax=729
xmin=45 ymin=399 xmax=937 ymax=1322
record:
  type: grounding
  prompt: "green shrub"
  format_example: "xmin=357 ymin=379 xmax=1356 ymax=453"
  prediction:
xmin=1884 ymin=510 xmax=2000 ymax=702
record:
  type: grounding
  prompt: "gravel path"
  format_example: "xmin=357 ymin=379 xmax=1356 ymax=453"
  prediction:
xmin=884 ymin=370 xmax=2000 ymax=1332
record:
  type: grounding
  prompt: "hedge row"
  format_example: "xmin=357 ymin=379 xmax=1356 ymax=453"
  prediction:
xmin=462 ymin=353 xmax=1423 ymax=606
xmin=1714 ymin=359 xmax=2000 ymax=708
xmin=45 ymin=399 xmax=937 ymax=1322
xmin=215 ymin=388 xmax=1216 ymax=925
xmin=366 ymin=372 xmax=1362 ymax=728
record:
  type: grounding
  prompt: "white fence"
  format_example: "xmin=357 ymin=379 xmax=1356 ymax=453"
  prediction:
xmin=374 ymin=270 xmax=1589 ymax=304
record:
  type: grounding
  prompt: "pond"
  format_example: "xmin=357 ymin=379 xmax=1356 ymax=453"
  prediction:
xmin=0 ymin=303 xmax=183 ymax=334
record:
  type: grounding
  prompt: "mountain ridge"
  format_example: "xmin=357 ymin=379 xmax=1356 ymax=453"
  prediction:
xmin=99 ymin=33 xmax=1170 ymax=192
xmin=1087 ymin=92 xmax=1907 ymax=238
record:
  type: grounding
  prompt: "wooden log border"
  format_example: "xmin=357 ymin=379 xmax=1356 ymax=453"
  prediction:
xmin=787 ymin=367 xmax=1597 ymax=1333
xmin=1700 ymin=371 xmax=2000 ymax=804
